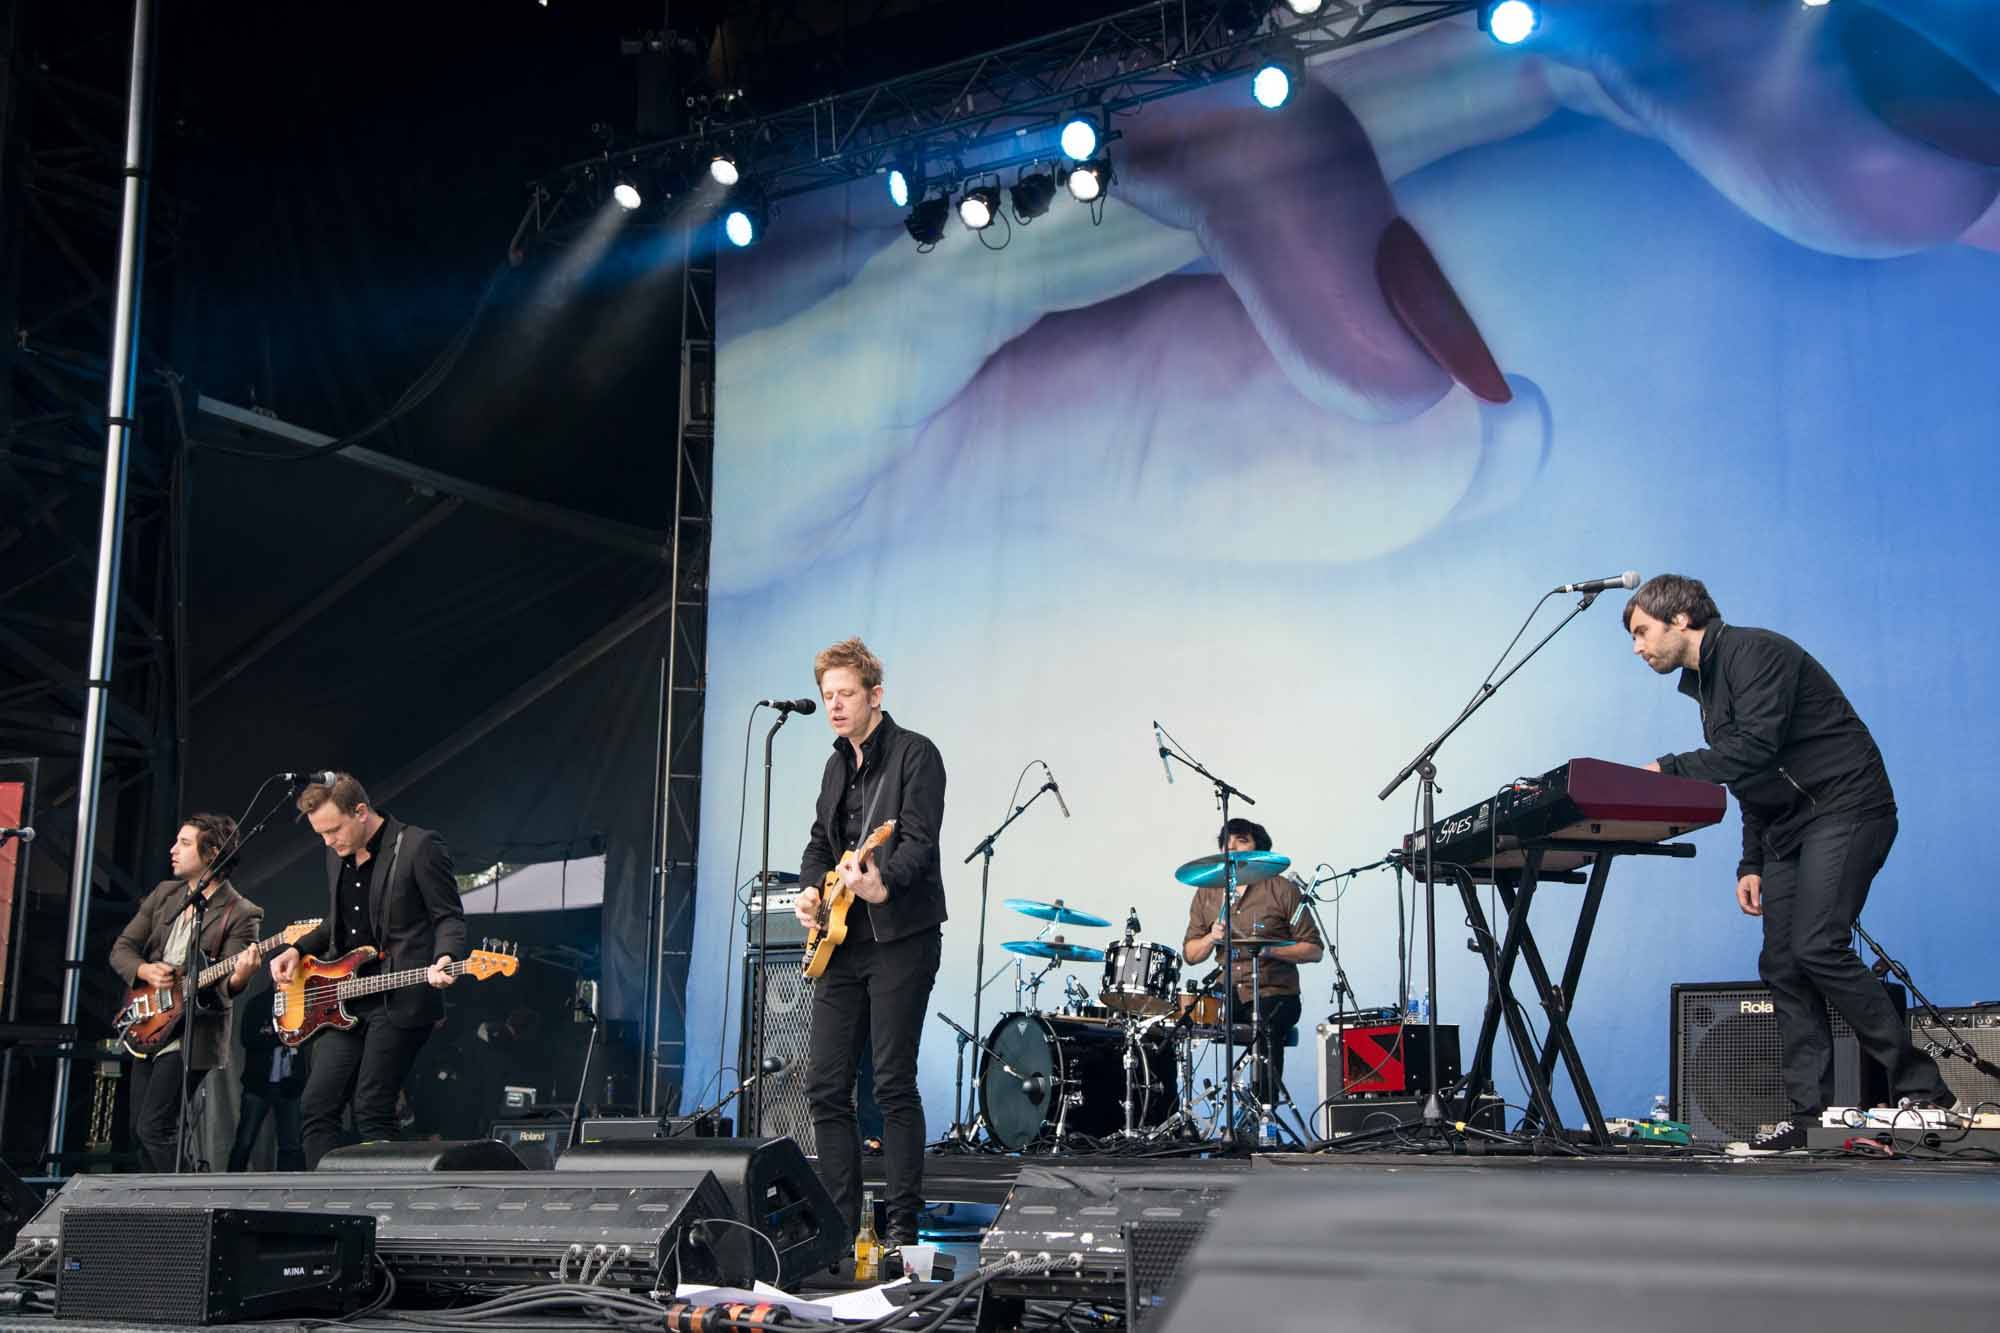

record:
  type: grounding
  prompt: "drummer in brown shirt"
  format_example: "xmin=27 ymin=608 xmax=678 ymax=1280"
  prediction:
xmin=1182 ymin=818 xmax=1323 ymax=1111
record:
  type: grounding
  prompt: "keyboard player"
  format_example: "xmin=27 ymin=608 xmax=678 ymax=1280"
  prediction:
xmin=1626 ymin=573 xmax=1953 ymax=1153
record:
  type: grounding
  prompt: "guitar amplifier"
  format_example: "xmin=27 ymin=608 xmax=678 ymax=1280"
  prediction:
xmin=1911 ymin=1006 xmax=2000 ymax=1110
xmin=56 ymin=1207 xmax=375 ymax=1323
xmin=744 ymin=880 xmax=809 ymax=948
xmin=1315 ymin=1017 xmax=1458 ymax=1105
xmin=741 ymin=946 xmax=815 ymax=1152
xmin=1671 ymin=980 xmax=1904 ymax=1143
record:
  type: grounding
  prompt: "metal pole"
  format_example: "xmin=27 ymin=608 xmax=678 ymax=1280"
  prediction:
xmin=49 ymin=0 xmax=155 ymax=1172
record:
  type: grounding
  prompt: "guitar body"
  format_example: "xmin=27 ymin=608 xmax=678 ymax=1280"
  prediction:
xmin=801 ymin=820 xmax=896 ymax=981
xmin=116 ymin=984 xmax=188 ymax=1058
xmin=273 ymin=946 xmax=379 ymax=1048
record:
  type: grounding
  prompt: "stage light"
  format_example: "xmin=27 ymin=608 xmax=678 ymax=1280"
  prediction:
xmin=1011 ymin=171 xmax=1056 ymax=222
xmin=723 ymin=205 xmax=760 ymax=247
xmin=708 ymin=151 xmax=740 ymax=186
xmin=1481 ymin=0 xmax=1539 ymax=45
xmin=905 ymin=194 xmax=950 ymax=246
xmin=1060 ymin=116 xmax=1099 ymax=161
xmin=1252 ymin=63 xmax=1293 ymax=109
xmin=1801 ymin=0 xmax=1830 ymax=6
xmin=888 ymin=168 xmax=911 ymax=208
xmin=1065 ymin=158 xmax=1110 ymax=203
xmin=612 ymin=175 xmax=643 ymax=210
xmin=1280 ymin=0 xmax=1325 ymax=14
xmin=958 ymin=185 xmax=1001 ymax=231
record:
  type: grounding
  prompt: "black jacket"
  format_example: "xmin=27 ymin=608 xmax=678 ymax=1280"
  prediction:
xmin=800 ymin=711 xmax=948 ymax=944
xmin=109 ymin=879 xmax=264 ymax=1071
xmin=1655 ymin=622 xmax=1894 ymax=878
xmin=239 ymin=980 xmax=309 ymax=1094
xmin=292 ymin=816 xmax=468 ymax=1029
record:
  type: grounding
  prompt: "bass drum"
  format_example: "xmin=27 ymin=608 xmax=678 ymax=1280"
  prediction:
xmin=978 ymin=1012 xmax=1177 ymax=1151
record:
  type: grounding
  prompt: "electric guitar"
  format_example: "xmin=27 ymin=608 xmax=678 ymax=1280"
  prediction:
xmin=272 ymin=941 xmax=519 ymax=1047
xmin=801 ymin=821 xmax=896 ymax=980
xmin=115 ymin=919 xmax=323 ymax=1059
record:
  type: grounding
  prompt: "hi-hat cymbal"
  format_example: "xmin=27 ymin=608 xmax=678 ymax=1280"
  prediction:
xmin=1003 ymin=897 xmax=1111 ymax=927
xmin=1173 ymin=850 xmax=1292 ymax=889
xmin=1001 ymin=939 xmax=1106 ymax=963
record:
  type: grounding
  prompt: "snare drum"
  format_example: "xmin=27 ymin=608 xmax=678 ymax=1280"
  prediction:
xmin=1100 ymin=941 xmax=1181 ymax=1017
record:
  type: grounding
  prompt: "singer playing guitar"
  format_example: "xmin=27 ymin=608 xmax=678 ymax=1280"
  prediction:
xmin=267 ymin=774 xmax=466 ymax=1168
xmin=790 ymin=637 xmax=947 ymax=1253
xmin=109 ymin=814 xmax=265 ymax=1171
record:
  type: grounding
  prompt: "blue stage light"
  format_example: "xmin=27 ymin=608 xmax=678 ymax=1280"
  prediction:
xmin=888 ymin=168 xmax=910 ymax=209
xmin=724 ymin=208 xmax=757 ymax=247
xmin=1060 ymin=116 xmax=1099 ymax=161
xmin=1252 ymin=64 xmax=1292 ymax=110
xmin=1484 ymin=0 xmax=1539 ymax=45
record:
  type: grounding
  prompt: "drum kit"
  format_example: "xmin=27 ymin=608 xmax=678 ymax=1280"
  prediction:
xmin=950 ymin=848 xmax=1306 ymax=1151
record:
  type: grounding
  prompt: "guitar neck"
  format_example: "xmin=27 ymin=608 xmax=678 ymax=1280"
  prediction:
xmin=334 ymin=957 xmax=471 ymax=999
xmin=191 ymin=930 xmax=288 ymax=990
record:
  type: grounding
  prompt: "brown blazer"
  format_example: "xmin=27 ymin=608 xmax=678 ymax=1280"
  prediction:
xmin=109 ymin=879 xmax=264 ymax=1070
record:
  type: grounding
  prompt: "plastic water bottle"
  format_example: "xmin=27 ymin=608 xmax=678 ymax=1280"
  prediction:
xmin=1408 ymin=989 xmax=1430 ymax=1022
xmin=1259 ymin=1116 xmax=1278 ymax=1148
xmin=1650 ymin=1094 xmax=1671 ymax=1124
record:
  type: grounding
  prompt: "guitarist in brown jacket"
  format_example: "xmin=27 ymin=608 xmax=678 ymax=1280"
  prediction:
xmin=790 ymin=637 xmax=947 ymax=1252
xmin=109 ymin=813 xmax=265 ymax=1171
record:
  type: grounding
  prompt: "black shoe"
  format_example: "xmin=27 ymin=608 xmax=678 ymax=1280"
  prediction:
xmin=1727 ymin=1119 xmax=1809 ymax=1156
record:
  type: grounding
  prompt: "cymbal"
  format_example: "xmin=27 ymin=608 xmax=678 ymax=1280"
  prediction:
xmin=1003 ymin=897 xmax=1111 ymax=928
xmin=1173 ymin=850 xmax=1292 ymax=889
xmin=1227 ymin=937 xmax=1281 ymax=951
xmin=1001 ymin=939 xmax=1106 ymax=963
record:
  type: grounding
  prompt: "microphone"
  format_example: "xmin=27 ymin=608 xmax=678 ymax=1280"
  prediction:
xmin=1043 ymin=765 xmax=1071 ymax=818
xmin=1153 ymin=721 xmax=1174 ymax=785
xmin=1125 ymin=907 xmax=1140 ymax=942
xmin=1553 ymin=571 xmax=1640 ymax=595
xmin=758 ymin=1054 xmax=788 ymax=1077
xmin=760 ymin=697 xmax=818 ymax=715
xmin=0 ymin=826 xmax=31 ymax=844
xmin=280 ymin=770 xmax=337 ymax=787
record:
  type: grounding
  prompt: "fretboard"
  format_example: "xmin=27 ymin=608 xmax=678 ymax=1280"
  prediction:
xmin=335 ymin=957 xmax=474 ymax=999
xmin=192 ymin=930 xmax=289 ymax=989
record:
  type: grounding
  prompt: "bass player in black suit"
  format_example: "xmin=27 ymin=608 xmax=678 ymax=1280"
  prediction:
xmin=267 ymin=773 xmax=467 ymax=1168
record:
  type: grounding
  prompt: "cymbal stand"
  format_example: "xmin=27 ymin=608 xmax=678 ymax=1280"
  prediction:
xmin=1377 ymin=588 xmax=1603 ymax=1139
xmin=1156 ymin=726 xmax=1255 ymax=1150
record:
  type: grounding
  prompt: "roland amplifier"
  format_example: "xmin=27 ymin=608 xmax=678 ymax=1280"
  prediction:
xmin=1671 ymin=980 xmax=1905 ymax=1143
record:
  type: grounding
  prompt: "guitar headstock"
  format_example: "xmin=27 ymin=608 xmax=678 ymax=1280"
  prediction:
xmin=282 ymin=919 xmax=322 ymax=945
xmin=465 ymin=940 xmax=520 ymax=981
xmin=860 ymin=820 xmax=896 ymax=856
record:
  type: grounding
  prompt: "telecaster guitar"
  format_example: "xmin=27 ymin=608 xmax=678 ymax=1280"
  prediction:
xmin=115 ymin=919 xmax=322 ymax=1059
xmin=802 ymin=820 xmax=896 ymax=980
xmin=272 ymin=941 xmax=519 ymax=1047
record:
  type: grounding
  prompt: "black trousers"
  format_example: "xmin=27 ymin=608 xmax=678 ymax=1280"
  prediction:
xmin=300 ymin=1005 xmax=432 ymax=1168
xmin=128 ymin=1050 xmax=208 ymax=1172
xmin=1222 ymin=992 xmax=1302 ymax=1110
xmin=1758 ymin=812 xmax=1950 ymax=1115
xmin=803 ymin=926 xmax=940 ymax=1244
xmin=229 ymin=1082 xmax=305 ymax=1172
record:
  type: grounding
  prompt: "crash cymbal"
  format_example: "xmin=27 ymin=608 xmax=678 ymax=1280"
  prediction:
xmin=1003 ymin=897 xmax=1111 ymax=928
xmin=1173 ymin=850 xmax=1292 ymax=889
xmin=1001 ymin=939 xmax=1106 ymax=963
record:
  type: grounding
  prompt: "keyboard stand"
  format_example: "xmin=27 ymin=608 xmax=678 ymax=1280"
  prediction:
xmin=1450 ymin=838 xmax=1698 ymax=1147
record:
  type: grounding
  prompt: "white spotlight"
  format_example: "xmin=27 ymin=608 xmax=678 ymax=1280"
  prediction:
xmin=709 ymin=152 xmax=740 ymax=186
xmin=1066 ymin=160 xmax=1108 ymax=203
xmin=724 ymin=208 xmax=756 ymax=247
xmin=1282 ymin=0 xmax=1325 ymax=13
xmin=958 ymin=186 xmax=999 ymax=231
xmin=612 ymin=180 xmax=642 ymax=211
xmin=1060 ymin=116 xmax=1099 ymax=161
xmin=888 ymin=169 xmax=910 ymax=208
xmin=1485 ymin=0 xmax=1539 ymax=45
xmin=1252 ymin=64 xmax=1292 ymax=110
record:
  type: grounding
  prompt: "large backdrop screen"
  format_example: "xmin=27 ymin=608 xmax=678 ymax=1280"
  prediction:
xmin=690 ymin=18 xmax=2000 ymax=1132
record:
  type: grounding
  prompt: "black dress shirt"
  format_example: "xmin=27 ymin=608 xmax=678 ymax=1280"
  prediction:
xmin=800 ymin=711 xmax=948 ymax=945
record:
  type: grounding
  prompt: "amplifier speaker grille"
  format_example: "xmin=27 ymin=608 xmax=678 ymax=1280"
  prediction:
xmin=741 ymin=947 xmax=815 ymax=1152
xmin=59 ymin=1207 xmax=214 ymax=1323
xmin=1912 ymin=1008 xmax=2000 ymax=1110
xmin=1671 ymin=980 xmax=1903 ymax=1142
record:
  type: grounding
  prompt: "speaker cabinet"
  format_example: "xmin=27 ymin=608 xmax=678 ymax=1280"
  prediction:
xmin=316 ymin=1138 xmax=526 ymax=1172
xmin=558 ymin=1135 xmax=844 ymax=1286
xmin=740 ymin=946 xmax=815 ymax=1151
xmin=1670 ymin=980 xmax=1904 ymax=1142
xmin=1912 ymin=1006 xmax=2000 ymax=1110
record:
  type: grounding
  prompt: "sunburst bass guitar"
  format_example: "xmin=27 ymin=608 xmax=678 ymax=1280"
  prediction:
xmin=115 ymin=919 xmax=323 ymax=1058
xmin=801 ymin=820 xmax=896 ymax=980
xmin=273 ymin=942 xmax=519 ymax=1047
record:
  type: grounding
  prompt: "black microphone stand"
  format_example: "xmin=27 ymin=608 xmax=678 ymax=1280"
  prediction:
xmin=1853 ymin=920 xmax=2000 ymax=1086
xmin=1377 ymin=590 xmax=1603 ymax=1138
xmin=750 ymin=707 xmax=792 ymax=1136
xmin=950 ymin=780 xmax=1061 ymax=1147
xmin=171 ymin=776 xmax=294 ymax=1173
xmin=1157 ymin=737 xmax=1254 ymax=1148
